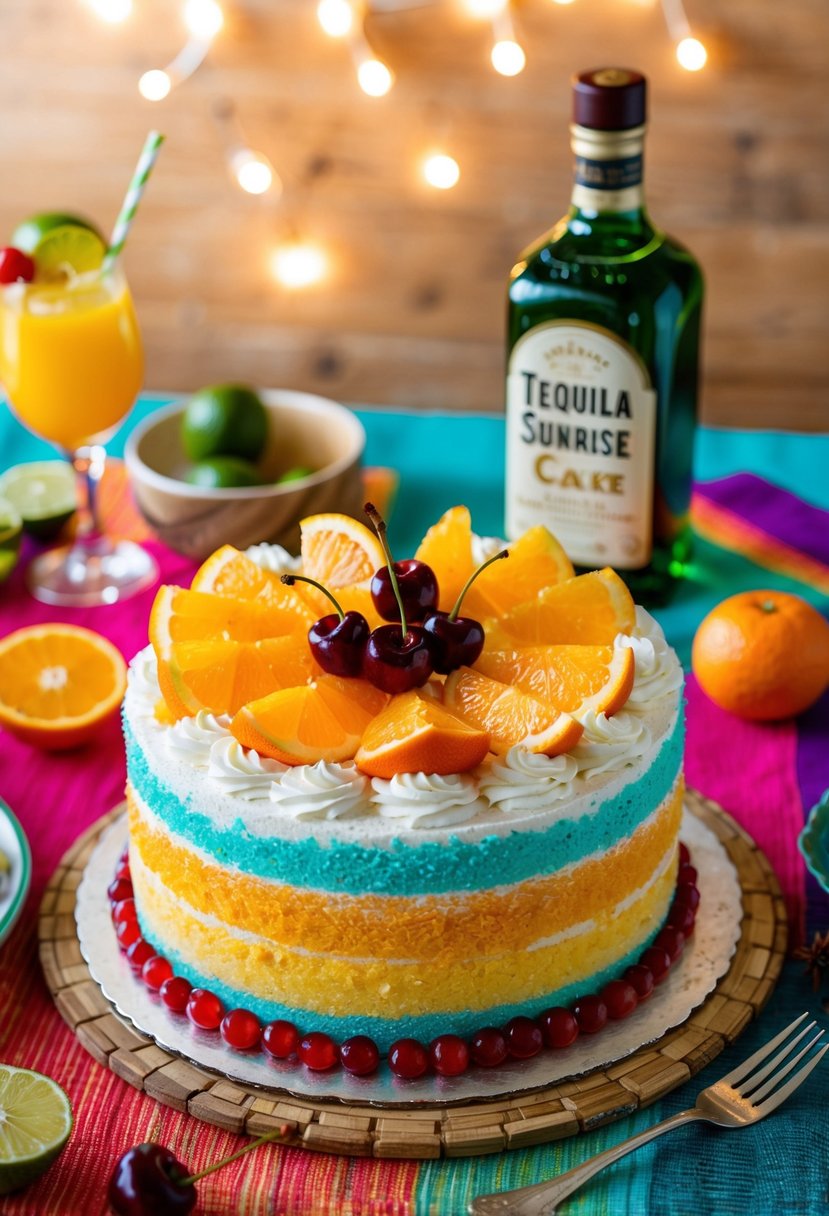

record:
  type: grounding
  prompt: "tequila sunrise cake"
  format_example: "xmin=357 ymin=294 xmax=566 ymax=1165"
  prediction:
xmin=121 ymin=508 xmax=686 ymax=1060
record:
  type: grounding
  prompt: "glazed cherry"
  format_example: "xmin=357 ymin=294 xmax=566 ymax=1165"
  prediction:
xmin=221 ymin=1008 xmax=261 ymax=1051
xmin=0 ymin=247 xmax=35 ymax=286
xmin=362 ymin=624 xmax=433 ymax=693
xmin=116 ymin=918 xmax=142 ymax=950
xmin=186 ymin=988 xmax=223 ymax=1031
xmin=142 ymin=955 xmax=173 ymax=991
xmin=678 ymin=842 xmax=691 ymax=867
xmin=299 ymin=1031 xmax=338 ymax=1071
xmin=108 ymin=877 xmax=134 ymax=904
xmin=262 ymin=1019 xmax=299 ymax=1059
xmin=505 ymin=1016 xmax=543 ymax=1060
xmin=470 ymin=1027 xmax=508 ymax=1068
xmin=108 ymin=1142 xmax=195 ymax=1216
xmin=601 ymin=980 xmax=639 ymax=1020
xmin=339 ymin=1035 xmax=380 ymax=1076
xmin=674 ymin=883 xmax=700 ymax=911
xmin=281 ymin=573 xmax=369 ymax=677
xmin=678 ymin=863 xmax=698 ymax=887
xmin=669 ymin=901 xmax=697 ymax=935
xmin=126 ymin=938 xmax=155 ymax=971
xmin=422 ymin=549 xmax=509 ymax=674
xmin=655 ymin=925 xmax=685 ymax=962
xmin=160 ymin=976 xmax=192 ymax=1014
xmin=388 ymin=1038 xmax=429 ymax=1080
xmin=112 ymin=897 xmax=137 ymax=926
xmin=429 ymin=1034 xmax=470 ymax=1077
xmin=371 ymin=559 xmax=439 ymax=624
xmin=640 ymin=946 xmax=671 ymax=984
xmin=539 ymin=1007 xmax=579 ymax=1049
xmin=572 ymin=995 xmax=608 ymax=1035
xmin=115 ymin=860 xmax=132 ymax=882
xmin=623 ymin=964 xmax=655 ymax=1002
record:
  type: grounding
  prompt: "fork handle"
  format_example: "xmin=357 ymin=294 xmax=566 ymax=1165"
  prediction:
xmin=468 ymin=1109 xmax=701 ymax=1215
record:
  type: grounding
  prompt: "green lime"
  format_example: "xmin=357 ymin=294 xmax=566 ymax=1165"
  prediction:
xmin=186 ymin=456 xmax=262 ymax=488
xmin=277 ymin=466 xmax=314 ymax=484
xmin=0 ymin=1064 xmax=73 ymax=1195
xmin=0 ymin=462 xmax=77 ymax=540
xmin=181 ymin=384 xmax=268 ymax=463
xmin=11 ymin=211 xmax=104 ymax=255
xmin=32 ymin=225 xmax=106 ymax=281
xmin=0 ymin=497 xmax=22 ymax=583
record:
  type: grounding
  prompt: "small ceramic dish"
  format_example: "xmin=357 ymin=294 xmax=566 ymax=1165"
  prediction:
xmin=0 ymin=798 xmax=32 ymax=947
xmin=799 ymin=788 xmax=829 ymax=894
xmin=124 ymin=389 xmax=365 ymax=559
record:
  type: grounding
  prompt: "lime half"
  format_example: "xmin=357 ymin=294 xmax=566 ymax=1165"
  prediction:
xmin=0 ymin=497 xmax=22 ymax=583
xmin=0 ymin=462 xmax=77 ymax=540
xmin=0 ymin=1065 xmax=73 ymax=1195
xmin=32 ymin=224 xmax=106 ymax=281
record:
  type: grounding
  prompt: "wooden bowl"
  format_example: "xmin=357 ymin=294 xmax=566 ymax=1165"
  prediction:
xmin=124 ymin=390 xmax=365 ymax=559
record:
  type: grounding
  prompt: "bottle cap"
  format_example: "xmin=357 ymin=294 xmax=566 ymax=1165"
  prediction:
xmin=572 ymin=68 xmax=647 ymax=130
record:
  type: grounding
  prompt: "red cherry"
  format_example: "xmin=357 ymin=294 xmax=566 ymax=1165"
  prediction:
xmin=678 ymin=842 xmax=691 ymax=866
xmin=505 ymin=1016 xmax=543 ymax=1059
xmin=470 ymin=1027 xmax=508 ymax=1068
xmin=220 ymin=1008 xmax=261 ymax=1051
xmin=601 ymin=980 xmax=639 ymax=1020
xmin=640 ymin=946 xmax=671 ymax=983
xmin=160 ymin=976 xmax=192 ymax=1014
xmin=362 ymin=625 xmax=434 ymax=693
xmin=186 ymin=988 xmax=223 ymax=1031
xmin=669 ymin=901 xmax=697 ymax=935
xmin=299 ymin=1031 xmax=338 ymax=1071
xmin=116 ymin=917 xmax=142 ymax=950
xmin=388 ymin=1038 xmax=429 ymax=1080
xmin=112 ymin=897 xmax=137 ymax=926
xmin=655 ymin=925 xmax=685 ymax=962
xmin=108 ymin=1142 xmax=195 ymax=1216
xmin=371 ymin=560 xmax=439 ymax=624
xmin=674 ymin=883 xmax=700 ymax=911
xmin=308 ymin=611 xmax=370 ymax=677
xmin=422 ymin=611 xmax=485 ymax=674
xmin=142 ymin=955 xmax=173 ymax=991
xmin=572 ymin=995 xmax=608 ymax=1035
xmin=126 ymin=938 xmax=155 ymax=971
xmin=429 ymin=1034 xmax=470 ymax=1077
xmin=108 ymin=877 xmax=134 ymax=904
xmin=339 ymin=1035 xmax=380 ymax=1076
xmin=115 ymin=861 xmax=132 ymax=883
xmin=262 ymin=1020 xmax=299 ymax=1059
xmin=539 ymin=1007 xmax=579 ymax=1049
xmin=0 ymin=247 xmax=35 ymax=285
xmin=623 ymin=964 xmax=655 ymax=1001
xmin=678 ymin=863 xmax=698 ymax=887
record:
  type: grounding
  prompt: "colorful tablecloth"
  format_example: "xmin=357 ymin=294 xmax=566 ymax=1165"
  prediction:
xmin=1 ymin=398 xmax=827 ymax=1216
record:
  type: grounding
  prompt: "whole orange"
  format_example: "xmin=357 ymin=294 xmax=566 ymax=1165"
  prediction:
xmin=691 ymin=590 xmax=829 ymax=721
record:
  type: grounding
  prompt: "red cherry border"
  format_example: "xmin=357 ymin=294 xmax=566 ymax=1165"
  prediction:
xmin=107 ymin=843 xmax=699 ymax=1080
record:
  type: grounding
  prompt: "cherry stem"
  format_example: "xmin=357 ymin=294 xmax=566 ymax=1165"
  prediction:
xmin=364 ymin=501 xmax=408 ymax=637
xmin=281 ymin=573 xmax=344 ymax=621
xmin=182 ymin=1124 xmax=295 ymax=1185
xmin=448 ymin=549 xmax=509 ymax=622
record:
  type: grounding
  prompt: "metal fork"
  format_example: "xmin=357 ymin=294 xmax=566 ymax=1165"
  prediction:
xmin=469 ymin=1013 xmax=827 ymax=1215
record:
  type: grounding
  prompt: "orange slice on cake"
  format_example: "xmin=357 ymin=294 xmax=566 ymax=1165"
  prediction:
xmin=300 ymin=513 xmax=385 ymax=588
xmin=443 ymin=667 xmax=583 ymax=756
xmin=231 ymin=675 xmax=388 ymax=765
xmin=414 ymin=505 xmax=474 ymax=613
xmin=486 ymin=568 xmax=636 ymax=647
xmin=474 ymin=643 xmax=635 ymax=717
xmin=463 ymin=525 xmax=575 ymax=620
xmin=190 ymin=545 xmax=318 ymax=620
xmin=354 ymin=689 xmax=490 ymax=778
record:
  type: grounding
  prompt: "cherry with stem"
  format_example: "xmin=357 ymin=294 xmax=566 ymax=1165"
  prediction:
xmin=281 ymin=573 xmax=369 ymax=677
xmin=423 ymin=548 xmax=509 ymax=673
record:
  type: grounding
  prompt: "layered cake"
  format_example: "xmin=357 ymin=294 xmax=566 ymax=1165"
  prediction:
xmin=121 ymin=509 xmax=686 ymax=1060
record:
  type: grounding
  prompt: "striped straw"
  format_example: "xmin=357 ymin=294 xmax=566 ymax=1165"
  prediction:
xmin=101 ymin=130 xmax=165 ymax=274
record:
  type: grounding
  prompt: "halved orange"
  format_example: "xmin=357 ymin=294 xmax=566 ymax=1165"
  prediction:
xmin=354 ymin=689 xmax=490 ymax=778
xmin=414 ymin=505 xmax=474 ymax=613
xmin=158 ymin=635 xmax=319 ymax=719
xmin=190 ymin=545 xmax=319 ymax=621
xmin=474 ymin=643 xmax=635 ymax=717
xmin=300 ymin=513 xmax=386 ymax=589
xmin=443 ymin=667 xmax=583 ymax=756
xmin=488 ymin=569 xmax=636 ymax=646
xmin=231 ymin=675 xmax=388 ymax=765
xmin=463 ymin=526 xmax=575 ymax=620
xmin=0 ymin=624 xmax=126 ymax=750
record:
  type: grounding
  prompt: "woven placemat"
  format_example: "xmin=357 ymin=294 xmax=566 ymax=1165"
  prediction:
xmin=38 ymin=790 xmax=786 ymax=1160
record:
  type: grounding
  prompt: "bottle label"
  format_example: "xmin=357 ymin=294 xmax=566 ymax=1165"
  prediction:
xmin=574 ymin=154 xmax=642 ymax=192
xmin=505 ymin=321 xmax=656 ymax=569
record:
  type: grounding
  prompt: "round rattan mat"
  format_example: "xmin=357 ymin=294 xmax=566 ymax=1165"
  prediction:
xmin=39 ymin=790 xmax=786 ymax=1159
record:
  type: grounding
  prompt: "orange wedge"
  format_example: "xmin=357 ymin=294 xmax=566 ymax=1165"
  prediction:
xmin=463 ymin=526 xmax=575 ymax=620
xmin=443 ymin=667 xmax=583 ymax=756
xmin=190 ymin=545 xmax=319 ymax=621
xmin=150 ymin=585 xmax=307 ymax=649
xmin=414 ymin=505 xmax=475 ymax=612
xmin=300 ymin=513 xmax=386 ymax=589
xmin=231 ymin=675 xmax=388 ymax=765
xmin=489 ymin=569 xmax=636 ymax=646
xmin=354 ymin=689 xmax=490 ymax=778
xmin=0 ymin=624 xmax=126 ymax=750
xmin=474 ymin=643 xmax=635 ymax=716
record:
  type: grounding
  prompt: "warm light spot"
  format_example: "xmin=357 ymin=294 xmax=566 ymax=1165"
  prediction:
xmin=550 ymin=0 xmax=576 ymax=5
xmin=463 ymin=0 xmax=508 ymax=16
xmin=357 ymin=58 xmax=393 ymax=96
xmin=138 ymin=69 xmax=172 ymax=101
xmin=183 ymin=0 xmax=224 ymax=40
xmin=491 ymin=38 xmax=526 ymax=76
xmin=231 ymin=150 xmax=276 ymax=195
xmin=86 ymin=0 xmax=132 ymax=22
xmin=270 ymin=242 xmax=328 ymax=289
xmin=422 ymin=153 xmax=461 ymax=190
xmin=317 ymin=0 xmax=354 ymax=37
xmin=676 ymin=36 xmax=707 ymax=71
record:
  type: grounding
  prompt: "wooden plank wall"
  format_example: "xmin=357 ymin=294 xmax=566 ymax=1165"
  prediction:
xmin=1 ymin=0 xmax=827 ymax=428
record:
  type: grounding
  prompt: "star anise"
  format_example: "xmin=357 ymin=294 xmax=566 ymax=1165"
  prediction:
xmin=793 ymin=929 xmax=829 ymax=994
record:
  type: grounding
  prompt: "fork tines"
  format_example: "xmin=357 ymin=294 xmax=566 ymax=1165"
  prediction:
xmin=723 ymin=1012 xmax=828 ymax=1115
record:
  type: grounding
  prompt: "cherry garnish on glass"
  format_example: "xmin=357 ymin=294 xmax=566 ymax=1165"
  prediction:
xmin=423 ymin=548 xmax=509 ymax=673
xmin=281 ymin=573 xmax=369 ymax=677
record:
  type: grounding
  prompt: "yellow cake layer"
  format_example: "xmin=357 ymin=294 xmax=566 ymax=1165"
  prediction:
xmin=127 ymin=779 xmax=683 ymax=962
xmin=131 ymin=847 xmax=677 ymax=1020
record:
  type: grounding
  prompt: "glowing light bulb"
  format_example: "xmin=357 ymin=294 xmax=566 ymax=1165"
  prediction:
xmin=676 ymin=36 xmax=707 ymax=70
xmin=551 ymin=0 xmax=576 ymax=5
xmin=317 ymin=0 xmax=354 ymax=37
xmin=87 ymin=0 xmax=132 ymax=22
xmin=138 ymin=69 xmax=172 ymax=101
xmin=183 ymin=0 xmax=224 ymax=40
xmin=463 ymin=0 xmax=508 ymax=16
xmin=357 ymin=58 xmax=393 ymax=97
xmin=230 ymin=150 xmax=276 ymax=195
xmin=270 ymin=242 xmax=328 ymax=289
xmin=422 ymin=153 xmax=460 ymax=190
xmin=491 ymin=39 xmax=525 ymax=76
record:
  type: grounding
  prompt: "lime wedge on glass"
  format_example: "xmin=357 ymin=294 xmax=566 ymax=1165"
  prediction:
xmin=0 ymin=497 xmax=22 ymax=583
xmin=0 ymin=462 xmax=77 ymax=540
xmin=11 ymin=211 xmax=103 ymax=255
xmin=0 ymin=1065 xmax=73 ymax=1195
xmin=32 ymin=224 xmax=106 ymax=281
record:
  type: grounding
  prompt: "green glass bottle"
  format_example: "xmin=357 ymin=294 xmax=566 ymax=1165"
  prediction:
xmin=506 ymin=68 xmax=704 ymax=603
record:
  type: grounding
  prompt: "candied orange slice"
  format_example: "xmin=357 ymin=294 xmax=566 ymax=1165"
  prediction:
xmin=354 ymin=689 xmax=490 ymax=778
xmin=443 ymin=667 xmax=583 ymax=756
xmin=190 ymin=545 xmax=318 ymax=622
xmin=463 ymin=525 xmax=575 ymax=619
xmin=474 ymin=643 xmax=635 ymax=716
xmin=414 ymin=505 xmax=475 ymax=612
xmin=490 ymin=568 xmax=636 ymax=646
xmin=300 ymin=513 xmax=385 ymax=589
xmin=231 ymin=675 xmax=388 ymax=765
xmin=0 ymin=624 xmax=126 ymax=750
